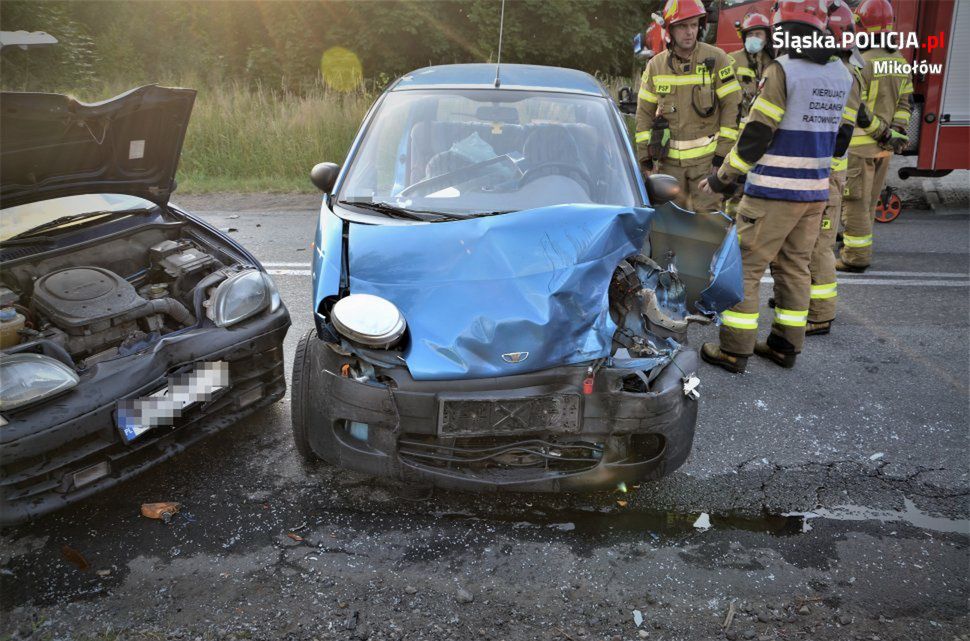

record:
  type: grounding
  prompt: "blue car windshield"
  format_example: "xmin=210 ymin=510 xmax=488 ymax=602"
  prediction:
xmin=339 ymin=89 xmax=638 ymax=217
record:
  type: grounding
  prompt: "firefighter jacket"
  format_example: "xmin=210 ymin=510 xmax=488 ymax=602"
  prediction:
xmin=850 ymin=47 xmax=913 ymax=158
xmin=727 ymin=48 xmax=773 ymax=121
xmin=710 ymin=55 xmax=853 ymax=202
xmin=831 ymin=59 xmax=865 ymax=172
xmin=635 ymin=41 xmax=743 ymax=167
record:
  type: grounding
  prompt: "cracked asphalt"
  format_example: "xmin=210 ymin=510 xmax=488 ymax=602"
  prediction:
xmin=1 ymin=166 xmax=968 ymax=640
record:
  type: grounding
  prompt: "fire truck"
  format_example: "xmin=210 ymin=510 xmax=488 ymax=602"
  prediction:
xmin=710 ymin=0 xmax=969 ymax=220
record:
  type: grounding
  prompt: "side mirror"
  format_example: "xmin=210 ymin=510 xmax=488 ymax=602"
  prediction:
xmin=617 ymin=86 xmax=637 ymax=115
xmin=646 ymin=174 xmax=681 ymax=206
xmin=310 ymin=162 xmax=340 ymax=194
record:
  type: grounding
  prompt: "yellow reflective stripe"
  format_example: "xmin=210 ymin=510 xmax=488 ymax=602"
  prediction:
xmin=831 ymin=156 xmax=848 ymax=171
xmin=900 ymin=80 xmax=913 ymax=95
xmin=842 ymin=106 xmax=858 ymax=124
xmin=635 ymin=130 xmax=651 ymax=143
xmin=843 ymin=234 xmax=873 ymax=247
xmin=719 ymin=126 xmax=739 ymax=141
xmin=667 ymin=139 xmax=718 ymax=159
xmin=669 ymin=135 xmax=715 ymax=150
xmin=716 ymin=80 xmax=742 ymax=99
xmin=752 ymin=97 xmax=785 ymax=123
xmin=774 ymin=307 xmax=808 ymax=327
xmin=893 ymin=109 xmax=910 ymax=122
xmin=736 ymin=67 xmax=756 ymax=79
xmin=810 ymin=283 xmax=838 ymax=300
xmin=721 ymin=310 xmax=759 ymax=330
xmin=867 ymin=79 xmax=880 ymax=112
xmin=850 ymin=134 xmax=877 ymax=147
xmin=863 ymin=115 xmax=882 ymax=135
xmin=653 ymin=74 xmax=705 ymax=86
xmin=727 ymin=149 xmax=753 ymax=173
xmin=638 ymin=87 xmax=658 ymax=103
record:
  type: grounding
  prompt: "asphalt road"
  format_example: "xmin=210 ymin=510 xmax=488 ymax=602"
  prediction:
xmin=1 ymin=176 xmax=968 ymax=641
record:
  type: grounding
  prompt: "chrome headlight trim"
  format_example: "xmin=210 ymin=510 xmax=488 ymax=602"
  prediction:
xmin=331 ymin=294 xmax=406 ymax=348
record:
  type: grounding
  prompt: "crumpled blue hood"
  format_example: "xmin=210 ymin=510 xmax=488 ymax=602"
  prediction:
xmin=347 ymin=204 xmax=654 ymax=380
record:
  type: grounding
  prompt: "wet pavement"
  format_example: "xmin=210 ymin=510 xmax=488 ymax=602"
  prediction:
xmin=1 ymin=172 xmax=968 ymax=640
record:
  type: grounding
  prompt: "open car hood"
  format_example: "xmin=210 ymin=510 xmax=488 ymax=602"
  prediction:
xmin=315 ymin=202 xmax=743 ymax=381
xmin=0 ymin=85 xmax=196 ymax=208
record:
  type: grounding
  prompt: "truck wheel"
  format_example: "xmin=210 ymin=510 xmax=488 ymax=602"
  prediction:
xmin=291 ymin=329 xmax=320 ymax=462
xmin=874 ymin=188 xmax=902 ymax=223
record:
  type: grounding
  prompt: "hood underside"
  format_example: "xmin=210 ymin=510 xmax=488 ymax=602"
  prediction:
xmin=0 ymin=85 xmax=196 ymax=209
xmin=337 ymin=202 xmax=742 ymax=381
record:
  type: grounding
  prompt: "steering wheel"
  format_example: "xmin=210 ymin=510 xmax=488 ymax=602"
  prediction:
xmin=518 ymin=161 xmax=593 ymax=195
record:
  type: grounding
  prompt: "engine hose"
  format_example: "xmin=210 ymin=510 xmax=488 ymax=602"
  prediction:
xmin=118 ymin=297 xmax=196 ymax=327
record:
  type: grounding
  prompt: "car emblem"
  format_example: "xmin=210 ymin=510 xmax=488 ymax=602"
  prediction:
xmin=502 ymin=351 xmax=529 ymax=363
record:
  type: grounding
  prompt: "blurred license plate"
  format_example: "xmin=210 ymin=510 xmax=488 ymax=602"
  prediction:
xmin=116 ymin=361 xmax=229 ymax=443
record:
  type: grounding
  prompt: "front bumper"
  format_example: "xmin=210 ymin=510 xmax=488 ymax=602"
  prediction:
xmin=302 ymin=341 xmax=699 ymax=492
xmin=0 ymin=308 xmax=289 ymax=526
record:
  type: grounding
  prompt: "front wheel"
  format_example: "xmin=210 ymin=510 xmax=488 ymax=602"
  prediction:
xmin=291 ymin=329 xmax=320 ymax=462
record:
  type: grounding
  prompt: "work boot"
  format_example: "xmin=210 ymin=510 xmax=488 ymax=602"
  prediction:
xmin=805 ymin=320 xmax=832 ymax=336
xmin=701 ymin=342 xmax=748 ymax=374
xmin=753 ymin=342 xmax=797 ymax=368
xmin=835 ymin=259 xmax=867 ymax=273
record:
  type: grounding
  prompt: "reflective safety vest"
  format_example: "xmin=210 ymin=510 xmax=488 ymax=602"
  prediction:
xmin=744 ymin=55 xmax=852 ymax=202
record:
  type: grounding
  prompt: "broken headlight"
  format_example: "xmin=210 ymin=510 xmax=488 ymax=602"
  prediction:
xmin=0 ymin=353 xmax=79 ymax=411
xmin=331 ymin=294 xmax=406 ymax=349
xmin=208 ymin=269 xmax=281 ymax=327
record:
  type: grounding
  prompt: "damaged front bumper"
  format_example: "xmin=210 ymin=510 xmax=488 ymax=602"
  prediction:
xmin=0 ymin=308 xmax=289 ymax=526
xmin=301 ymin=339 xmax=698 ymax=492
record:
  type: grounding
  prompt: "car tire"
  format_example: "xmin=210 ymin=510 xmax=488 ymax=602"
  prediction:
xmin=291 ymin=329 xmax=320 ymax=462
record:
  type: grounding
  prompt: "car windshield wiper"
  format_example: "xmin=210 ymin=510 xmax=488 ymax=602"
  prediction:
xmin=338 ymin=200 xmax=455 ymax=222
xmin=3 ymin=209 xmax=153 ymax=243
xmin=463 ymin=210 xmax=517 ymax=218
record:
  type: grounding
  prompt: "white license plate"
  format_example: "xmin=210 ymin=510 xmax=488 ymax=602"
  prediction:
xmin=116 ymin=361 xmax=229 ymax=443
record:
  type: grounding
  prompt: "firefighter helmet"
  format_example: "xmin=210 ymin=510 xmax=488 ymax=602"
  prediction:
xmin=736 ymin=11 xmax=771 ymax=39
xmin=827 ymin=0 xmax=855 ymax=49
xmin=854 ymin=0 xmax=894 ymax=34
xmin=661 ymin=0 xmax=707 ymax=27
xmin=770 ymin=0 xmax=828 ymax=31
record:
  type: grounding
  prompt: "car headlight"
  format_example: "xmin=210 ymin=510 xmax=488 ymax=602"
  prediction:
xmin=331 ymin=294 xmax=406 ymax=348
xmin=0 ymin=353 xmax=79 ymax=411
xmin=208 ymin=269 xmax=281 ymax=327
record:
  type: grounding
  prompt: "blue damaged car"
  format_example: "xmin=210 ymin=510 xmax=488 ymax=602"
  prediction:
xmin=292 ymin=64 xmax=742 ymax=492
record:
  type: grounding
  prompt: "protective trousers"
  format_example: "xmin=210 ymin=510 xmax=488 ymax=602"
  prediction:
xmin=806 ymin=170 xmax=845 ymax=322
xmin=839 ymin=152 xmax=890 ymax=267
xmin=656 ymin=160 xmax=724 ymax=214
xmin=719 ymin=196 xmax=824 ymax=356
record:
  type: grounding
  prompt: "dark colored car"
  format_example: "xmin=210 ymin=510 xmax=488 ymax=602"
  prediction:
xmin=291 ymin=63 xmax=742 ymax=492
xmin=0 ymin=85 xmax=290 ymax=525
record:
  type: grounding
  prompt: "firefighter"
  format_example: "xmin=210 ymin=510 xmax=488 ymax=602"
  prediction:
xmin=635 ymin=0 xmax=742 ymax=213
xmin=723 ymin=10 xmax=774 ymax=217
xmin=837 ymin=0 xmax=913 ymax=272
xmin=798 ymin=0 xmax=865 ymax=335
xmin=697 ymin=0 xmax=854 ymax=373
xmin=728 ymin=12 xmax=774 ymax=120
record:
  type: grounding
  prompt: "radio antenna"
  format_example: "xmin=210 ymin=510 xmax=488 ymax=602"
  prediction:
xmin=494 ymin=0 xmax=506 ymax=87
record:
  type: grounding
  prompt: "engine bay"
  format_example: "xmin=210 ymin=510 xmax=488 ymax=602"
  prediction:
xmin=1 ymin=223 xmax=247 ymax=369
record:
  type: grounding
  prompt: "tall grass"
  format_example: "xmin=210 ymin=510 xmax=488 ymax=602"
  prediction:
xmin=178 ymin=82 xmax=370 ymax=193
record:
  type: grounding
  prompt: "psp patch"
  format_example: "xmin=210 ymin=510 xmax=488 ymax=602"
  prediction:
xmin=718 ymin=66 xmax=735 ymax=80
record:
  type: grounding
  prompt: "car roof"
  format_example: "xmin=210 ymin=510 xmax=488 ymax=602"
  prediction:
xmin=390 ymin=63 xmax=609 ymax=97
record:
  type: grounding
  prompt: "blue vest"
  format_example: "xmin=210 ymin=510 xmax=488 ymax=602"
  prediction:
xmin=745 ymin=56 xmax=852 ymax=202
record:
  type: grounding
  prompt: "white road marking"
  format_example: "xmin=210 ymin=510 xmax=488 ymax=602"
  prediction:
xmin=265 ymin=267 xmax=968 ymax=287
xmin=847 ymin=271 xmax=967 ymax=279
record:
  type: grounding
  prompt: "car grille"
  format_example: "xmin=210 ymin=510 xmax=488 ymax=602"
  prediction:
xmin=398 ymin=434 xmax=603 ymax=473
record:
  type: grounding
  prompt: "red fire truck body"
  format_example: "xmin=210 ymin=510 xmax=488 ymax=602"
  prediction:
xmin=712 ymin=0 xmax=969 ymax=179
